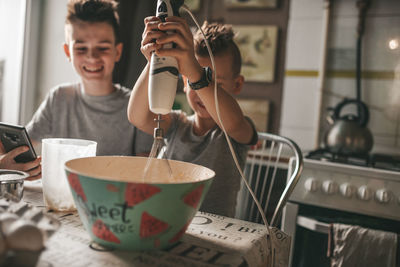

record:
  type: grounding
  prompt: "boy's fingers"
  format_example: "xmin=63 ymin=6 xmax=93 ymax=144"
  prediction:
xmin=141 ymin=43 xmax=154 ymax=54
xmin=17 ymin=158 xmax=41 ymax=172
xmin=164 ymin=16 xmax=191 ymax=34
xmin=0 ymin=140 xmax=5 ymax=154
xmin=143 ymin=17 xmax=161 ymax=34
xmin=144 ymin=16 xmax=160 ymax=23
xmin=24 ymin=157 xmax=42 ymax=180
xmin=164 ymin=16 xmax=186 ymax=24
xmin=147 ymin=20 xmax=161 ymax=28
xmin=26 ymin=172 xmax=42 ymax=181
xmin=8 ymin=146 xmax=29 ymax=159
xmin=143 ymin=23 xmax=161 ymax=39
xmin=143 ymin=31 xmax=164 ymax=45
xmin=141 ymin=43 xmax=160 ymax=60
xmin=157 ymin=34 xmax=189 ymax=52
xmin=158 ymin=22 xmax=185 ymax=34
xmin=158 ymin=22 xmax=193 ymax=44
xmin=27 ymin=165 xmax=41 ymax=178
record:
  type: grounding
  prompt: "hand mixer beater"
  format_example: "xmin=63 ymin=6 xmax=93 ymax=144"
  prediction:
xmin=142 ymin=0 xmax=184 ymax=182
xmin=142 ymin=114 xmax=173 ymax=182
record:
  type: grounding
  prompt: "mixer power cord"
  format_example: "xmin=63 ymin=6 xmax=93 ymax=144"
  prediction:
xmin=181 ymin=4 xmax=272 ymax=237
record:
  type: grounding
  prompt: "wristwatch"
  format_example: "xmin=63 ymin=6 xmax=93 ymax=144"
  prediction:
xmin=188 ymin=67 xmax=212 ymax=90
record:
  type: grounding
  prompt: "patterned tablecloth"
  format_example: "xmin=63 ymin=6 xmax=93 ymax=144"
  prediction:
xmin=19 ymin=182 xmax=290 ymax=267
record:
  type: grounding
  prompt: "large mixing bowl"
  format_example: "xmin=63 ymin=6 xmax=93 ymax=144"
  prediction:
xmin=64 ymin=156 xmax=214 ymax=250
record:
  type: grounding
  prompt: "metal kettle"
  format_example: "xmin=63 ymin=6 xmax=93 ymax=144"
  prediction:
xmin=324 ymin=99 xmax=373 ymax=156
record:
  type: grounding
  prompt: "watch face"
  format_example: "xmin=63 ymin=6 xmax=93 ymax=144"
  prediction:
xmin=205 ymin=67 xmax=212 ymax=82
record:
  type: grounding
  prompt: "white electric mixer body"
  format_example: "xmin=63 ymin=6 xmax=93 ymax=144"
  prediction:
xmin=148 ymin=0 xmax=184 ymax=115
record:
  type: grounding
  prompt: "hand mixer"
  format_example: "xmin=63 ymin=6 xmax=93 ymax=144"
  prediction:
xmin=149 ymin=0 xmax=184 ymax=115
xmin=143 ymin=0 xmax=184 ymax=182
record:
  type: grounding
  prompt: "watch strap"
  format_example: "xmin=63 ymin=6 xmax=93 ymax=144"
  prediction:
xmin=188 ymin=67 xmax=212 ymax=90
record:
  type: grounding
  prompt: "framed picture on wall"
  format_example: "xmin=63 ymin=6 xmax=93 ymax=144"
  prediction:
xmin=225 ymin=0 xmax=277 ymax=8
xmin=234 ymin=25 xmax=278 ymax=83
xmin=185 ymin=0 xmax=201 ymax=12
xmin=237 ymin=98 xmax=270 ymax=132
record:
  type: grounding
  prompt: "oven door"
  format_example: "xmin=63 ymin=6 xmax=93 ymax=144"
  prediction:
xmin=282 ymin=202 xmax=400 ymax=267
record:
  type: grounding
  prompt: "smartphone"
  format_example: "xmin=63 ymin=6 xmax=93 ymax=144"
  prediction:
xmin=0 ymin=123 xmax=37 ymax=163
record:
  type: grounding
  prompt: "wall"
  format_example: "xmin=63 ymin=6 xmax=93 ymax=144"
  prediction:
xmin=280 ymin=0 xmax=400 ymax=154
xmin=35 ymin=0 xmax=78 ymax=112
xmin=185 ymin=0 xmax=290 ymax=134
xmin=0 ymin=0 xmax=26 ymax=124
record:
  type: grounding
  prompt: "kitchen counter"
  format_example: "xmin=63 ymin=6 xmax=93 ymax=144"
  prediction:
xmin=19 ymin=183 xmax=290 ymax=267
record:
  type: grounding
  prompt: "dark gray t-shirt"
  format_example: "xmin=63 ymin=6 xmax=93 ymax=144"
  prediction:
xmin=165 ymin=111 xmax=257 ymax=217
xmin=26 ymin=83 xmax=153 ymax=156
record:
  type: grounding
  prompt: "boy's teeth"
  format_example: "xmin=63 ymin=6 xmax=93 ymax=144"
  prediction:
xmin=84 ymin=66 xmax=103 ymax=72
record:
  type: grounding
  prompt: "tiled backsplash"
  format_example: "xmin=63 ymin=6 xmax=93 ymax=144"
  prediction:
xmin=281 ymin=0 xmax=400 ymax=155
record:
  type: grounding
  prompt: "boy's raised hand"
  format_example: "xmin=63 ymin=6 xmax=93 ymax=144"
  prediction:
xmin=0 ymin=141 xmax=42 ymax=180
xmin=144 ymin=16 xmax=203 ymax=83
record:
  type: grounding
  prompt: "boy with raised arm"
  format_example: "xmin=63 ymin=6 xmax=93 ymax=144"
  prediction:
xmin=128 ymin=17 xmax=257 ymax=217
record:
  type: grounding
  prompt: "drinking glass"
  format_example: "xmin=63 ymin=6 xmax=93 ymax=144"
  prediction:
xmin=41 ymin=138 xmax=96 ymax=211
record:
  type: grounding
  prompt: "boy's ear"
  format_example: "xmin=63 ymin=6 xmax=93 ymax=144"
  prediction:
xmin=63 ymin=43 xmax=71 ymax=60
xmin=231 ymin=74 xmax=245 ymax=95
xmin=115 ymin=43 xmax=123 ymax=62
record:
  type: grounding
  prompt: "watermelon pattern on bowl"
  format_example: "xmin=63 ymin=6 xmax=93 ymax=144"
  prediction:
xmin=64 ymin=156 xmax=214 ymax=250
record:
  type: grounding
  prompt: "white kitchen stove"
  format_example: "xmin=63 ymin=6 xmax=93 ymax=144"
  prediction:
xmin=289 ymin=158 xmax=400 ymax=221
xmin=282 ymin=154 xmax=400 ymax=267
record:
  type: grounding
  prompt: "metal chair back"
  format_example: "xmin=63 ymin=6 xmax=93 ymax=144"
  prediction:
xmin=236 ymin=132 xmax=303 ymax=227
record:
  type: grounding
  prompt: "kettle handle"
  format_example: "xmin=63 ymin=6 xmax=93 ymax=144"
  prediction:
xmin=332 ymin=99 xmax=370 ymax=127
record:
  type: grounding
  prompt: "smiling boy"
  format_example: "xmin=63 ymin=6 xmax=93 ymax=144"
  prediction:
xmin=25 ymin=0 xmax=152 ymax=158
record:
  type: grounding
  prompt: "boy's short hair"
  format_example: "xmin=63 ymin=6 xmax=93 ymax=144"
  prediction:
xmin=66 ymin=0 xmax=120 ymax=43
xmin=194 ymin=21 xmax=242 ymax=77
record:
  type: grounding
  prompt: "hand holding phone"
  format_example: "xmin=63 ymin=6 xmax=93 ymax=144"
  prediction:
xmin=0 ymin=123 xmax=37 ymax=163
xmin=0 ymin=123 xmax=41 ymax=180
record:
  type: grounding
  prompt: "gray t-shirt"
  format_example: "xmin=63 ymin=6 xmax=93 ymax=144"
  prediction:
xmin=26 ymin=83 xmax=153 ymax=156
xmin=165 ymin=111 xmax=257 ymax=217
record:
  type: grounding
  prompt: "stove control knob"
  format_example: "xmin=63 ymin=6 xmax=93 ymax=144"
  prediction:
xmin=304 ymin=178 xmax=319 ymax=192
xmin=375 ymin=189 xmax=392 ymax=204
xmin=322 ymin=180 xmax=338 ymax=195
xmin=357 ymin=186 xmax=372 ymax=201
xmin=339 ymin=183 xmax=355 ymax=198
